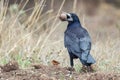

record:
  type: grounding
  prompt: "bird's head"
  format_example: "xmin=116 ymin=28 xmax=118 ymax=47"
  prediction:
xmin=59 ymin=12 xmax=80 ymax=23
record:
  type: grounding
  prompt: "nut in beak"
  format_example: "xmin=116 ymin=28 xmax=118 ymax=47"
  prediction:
xmin=59 ymin=13 xmax=67 ymax=21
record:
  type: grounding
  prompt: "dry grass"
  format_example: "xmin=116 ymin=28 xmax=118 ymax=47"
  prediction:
xmin=0 ymin=0 xmax=120 ymax=74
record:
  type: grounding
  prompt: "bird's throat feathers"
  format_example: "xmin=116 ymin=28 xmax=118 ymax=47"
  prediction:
xmin=68 ymin=21 xmax=82 ymax=28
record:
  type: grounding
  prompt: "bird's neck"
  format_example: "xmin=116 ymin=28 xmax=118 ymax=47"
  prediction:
xmin=68 ymin=21 xmax=81 ymax=28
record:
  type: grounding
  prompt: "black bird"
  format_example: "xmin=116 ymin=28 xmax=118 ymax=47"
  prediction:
xmin=59 ymin=12 xmax=96 ymax=73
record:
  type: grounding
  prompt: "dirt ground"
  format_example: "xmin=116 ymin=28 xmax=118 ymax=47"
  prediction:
xmin=0 ymin=61 xmax=120 ymax=80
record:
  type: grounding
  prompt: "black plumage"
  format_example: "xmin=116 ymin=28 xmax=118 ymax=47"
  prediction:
xmin=59 ymin=13 xmax=96 ymax=73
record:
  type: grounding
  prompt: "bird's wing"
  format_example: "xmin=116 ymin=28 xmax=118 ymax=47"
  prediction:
xmin=79 ymin=37 xmax=91 ymax=51
xmin=64 ymin=30 xmax=82 ymax=55
xmin=64 ymin=29 xmax=91 ymax=52
xmin=64 ymin=30 xmax=79 ymax=47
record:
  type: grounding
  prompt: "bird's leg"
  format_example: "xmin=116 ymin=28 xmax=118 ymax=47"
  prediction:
xmin=70 ymin=66 xmax=73 ymax=75
xmin=87 ymin=65 xmax=94 ymax=72
xmin=70 ymin=57 xmax=74 ymax=75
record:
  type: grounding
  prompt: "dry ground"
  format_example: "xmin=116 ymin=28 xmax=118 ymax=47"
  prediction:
xmin=0 ymin=61 xmax=120 ymax=80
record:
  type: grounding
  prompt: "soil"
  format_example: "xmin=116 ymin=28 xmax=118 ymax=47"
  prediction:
xmin=0 ymin=61 xmax=120 ymax=80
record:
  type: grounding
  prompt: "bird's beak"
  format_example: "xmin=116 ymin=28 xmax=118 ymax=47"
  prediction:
xmin=59 ymin=12 xmax=73 ymax=22
xmin=59 ymin=12 xmax=67 ymax=21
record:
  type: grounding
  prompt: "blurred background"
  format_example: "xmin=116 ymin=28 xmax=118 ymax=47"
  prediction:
xmin=0 ymin=0 xmax=120 ymax=72
xmin=7 ymin=0 xmax=120 ymax=41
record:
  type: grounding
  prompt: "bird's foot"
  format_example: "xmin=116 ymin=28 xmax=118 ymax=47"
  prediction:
xmin=65 ymin=67 xmax=75 ymax=77
xmin=80 ymin=65 xmax=88 ymax=73
xmin=87 ymin=65 xmax=97 ymax=72
xmin=65 ymin=67 xmax=75 ymax=72
xmin=80 ymin=65 xmax=96 ymax=73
